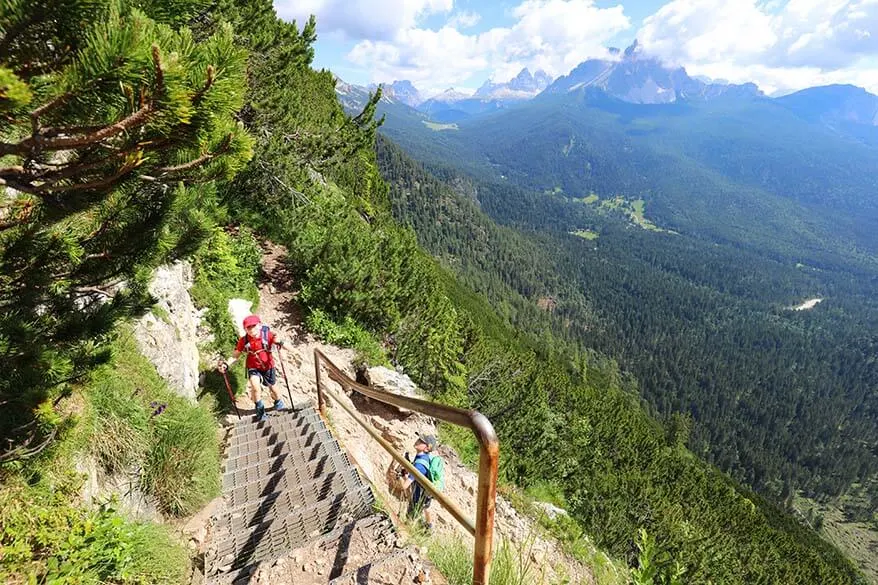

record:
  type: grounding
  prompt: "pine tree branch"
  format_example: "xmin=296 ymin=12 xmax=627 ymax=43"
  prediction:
xmin=152 ymin=45 xmax=164 ymax=95
xmin=0 ymin=155 xmax=141 ymax=194
xmin=42 ymin=159 xmax=139 ymax=193
xmin=0 ymin=103 xmax=153 ymax=157
xmin=30 ymin=91 xmax=74 ymax=133
xmin=3 ymin=45 xmax=164 ymax=157
xmin=3 ymin=142 xmax=145 ymax=183
xmin=38 ymin=123 xmax=118 ymax=138
xmin=191 ymin=65 xmax=215 ymax=104
xmin=155 ymin=133 xmax=232 ymax=174
xmin=0 ymin=176 xmax=43 ymax=195
xmin=73 ymin=286 xmax=114 ymax=299
xmin=0 ymin=425 xmax=58 ymax=464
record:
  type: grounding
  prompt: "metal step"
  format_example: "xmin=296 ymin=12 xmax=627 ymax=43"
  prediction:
xmin=223 ymin=438 xmax=342 ymax=490
xmin=229 ymin=417 xmax=326 ymax=448
xmin=213 ymin=468 xmax=365 ymax=539
xmin=228 ymin=409 xmax=322 ymax=438
xmin=207 ymin=403 xmax=379 ymax=583
xmin=206 ymin=484 xmax=375 ymax=579
xmin=225 ymin=424 xmax=331 ymax=461
xmin=223 ymin=451 xmax=353 ymax=510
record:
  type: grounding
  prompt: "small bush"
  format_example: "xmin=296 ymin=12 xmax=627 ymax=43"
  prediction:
xmin=191 ymin=226 xmax=261 ymax=349
xmin=305 ymin=308 xmax=388 ymax=366
xmin=0 ymin=478 xmax=188 ymax=584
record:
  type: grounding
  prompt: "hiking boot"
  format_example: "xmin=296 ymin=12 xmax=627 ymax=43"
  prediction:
xmin=273 ymin=399 xmax=285 ymax=412
xmin=255 ymin=400 xmax=267 ymax=422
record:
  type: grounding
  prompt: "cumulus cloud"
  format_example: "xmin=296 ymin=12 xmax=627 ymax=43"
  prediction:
xmin=447 ymin=10 xmax=481 ymax=29
xmin=639 ymin=0 xmax=878 ymax=94
xmin=274 ymin=0 xmax=453 ymax=41
xmin=346 ymin=0 xmax=631 ymax=95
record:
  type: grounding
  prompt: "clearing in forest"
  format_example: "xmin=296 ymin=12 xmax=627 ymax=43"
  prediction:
xmin=423 ymin=121 xmax=459 ymax=131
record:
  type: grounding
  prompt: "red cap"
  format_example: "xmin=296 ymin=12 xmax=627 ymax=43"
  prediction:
xmin=242 ymin=315 xmax=261 ymax=329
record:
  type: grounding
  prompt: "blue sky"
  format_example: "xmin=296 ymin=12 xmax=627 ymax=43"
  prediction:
xmin=274 ymin=0 xmax=878 ymax=97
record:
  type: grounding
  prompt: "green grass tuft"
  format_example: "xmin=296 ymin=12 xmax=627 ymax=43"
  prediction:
xmin=83 ymin=329 xmax=221 ymax=516
xmin=427 ymin=534 xmax=551 ymax=585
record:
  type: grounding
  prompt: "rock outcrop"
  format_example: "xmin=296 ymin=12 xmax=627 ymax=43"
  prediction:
xmin=133 ymin=261 xmax=201 ymax=401
xmin=364 ymin=366 xmax=421 ymax=414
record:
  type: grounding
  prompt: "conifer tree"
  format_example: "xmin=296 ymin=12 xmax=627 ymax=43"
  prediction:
xmin=0 ymin=0 xmax=253 ymax=461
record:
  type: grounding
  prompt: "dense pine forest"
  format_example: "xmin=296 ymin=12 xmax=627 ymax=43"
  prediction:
xmin=0 ymin=1 xmax=872 ymax=583
xmin=373 ymin=91 xmax=878 ymax=527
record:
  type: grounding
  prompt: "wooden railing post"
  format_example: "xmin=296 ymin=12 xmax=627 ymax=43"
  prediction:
xmin=473 ymin=413 xmax=500 ymax=585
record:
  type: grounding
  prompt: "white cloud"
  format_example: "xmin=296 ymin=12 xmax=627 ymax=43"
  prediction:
xmin=274 ymin=0 xmax=453 ymax=41
xmin=447 ymin=10 xmax=481 ymax=29
xmin=638 ymin=0 xmax=878 ymax=94
xmin=345 ymin=0 xmax=631 ymax=95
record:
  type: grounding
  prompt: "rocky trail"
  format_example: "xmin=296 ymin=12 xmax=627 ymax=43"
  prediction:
xmin=197 ymin=242 xmax=597 ymax=584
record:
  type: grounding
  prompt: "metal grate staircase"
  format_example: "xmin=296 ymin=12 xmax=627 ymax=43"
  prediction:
xmin=205 ymin=406 xmax=375 ymax=583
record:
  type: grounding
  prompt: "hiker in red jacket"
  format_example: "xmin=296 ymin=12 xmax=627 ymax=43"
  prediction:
xmin=218 ymin=314 xmax=286 ymax=421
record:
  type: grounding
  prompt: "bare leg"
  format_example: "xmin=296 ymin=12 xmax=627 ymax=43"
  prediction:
xmin=267 ymin=383 xmax=281 ymax=402
xmin=248 ymin=374 xmax=262 ymax=404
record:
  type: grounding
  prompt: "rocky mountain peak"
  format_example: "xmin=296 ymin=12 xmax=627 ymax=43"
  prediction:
xmin=624 ymin=39 xmax=641 ymax=59
xmin=382 ymin=80 xmax=423 ymax=107
xmin=475 ymin=67 xmax=553 ymax=100
xmin=544 ymin=41 xmax=763 ymax=104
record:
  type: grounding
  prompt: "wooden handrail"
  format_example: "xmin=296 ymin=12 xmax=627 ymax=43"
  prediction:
xmin=313 ymin=349 xmax=499 ymax=585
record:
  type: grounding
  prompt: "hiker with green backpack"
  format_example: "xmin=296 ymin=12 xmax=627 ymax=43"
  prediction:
xmin=399 ymin=432 xmax=445 ymax=532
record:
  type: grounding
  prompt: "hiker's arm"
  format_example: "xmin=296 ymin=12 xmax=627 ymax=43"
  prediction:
xmin=219 ymin=350 xmax=242 ymax=371
xmin=271 ymin=332 xmax=285 ymax=350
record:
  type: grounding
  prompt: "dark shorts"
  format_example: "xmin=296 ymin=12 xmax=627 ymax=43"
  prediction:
xmin=408 ymin=486 xmax=433 ymax=517
xmin=247 ymin=367 xmax=276 ymax=387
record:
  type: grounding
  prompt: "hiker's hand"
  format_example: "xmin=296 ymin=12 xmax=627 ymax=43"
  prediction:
xmin=276 ymin=339 xmax=285 ymax=349
xmin=218 ymin=360 xmax=228 ymax=373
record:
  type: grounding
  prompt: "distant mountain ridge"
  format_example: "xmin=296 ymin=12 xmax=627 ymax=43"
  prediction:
xmin=335 ymin=42 xmax=878 ymax=140
xmin=544 ymin=40 xmax=762 ymax=104
xmin=474 ymin=67 xmax=553 ymax=100
xmin=776 ymin=84 xmax=878 ymax=126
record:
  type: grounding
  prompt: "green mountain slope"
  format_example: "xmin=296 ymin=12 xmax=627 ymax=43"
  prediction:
xmin=373 ymin=82 xmax=878 ymax=573
xmin=378 ymin=136 xmax=869 ymax=583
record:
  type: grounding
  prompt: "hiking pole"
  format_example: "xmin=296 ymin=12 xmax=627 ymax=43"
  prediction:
xmin=221 ymin=368 xmax=241 ymax=419
xmin=276 ymin=346 xmax=294 ymax=412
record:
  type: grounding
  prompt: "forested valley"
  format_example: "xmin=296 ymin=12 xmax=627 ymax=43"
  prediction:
xmin=373 ymin=94 xmax=878 ymax=530
xmin=0 ymin=1 xmax=873 ymax=584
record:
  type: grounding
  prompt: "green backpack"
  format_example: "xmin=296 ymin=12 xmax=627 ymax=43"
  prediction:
xmin=427 ymin=454 xmax=445 ymax=492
